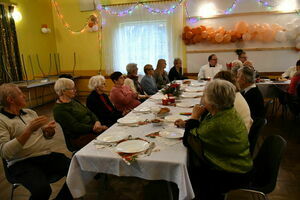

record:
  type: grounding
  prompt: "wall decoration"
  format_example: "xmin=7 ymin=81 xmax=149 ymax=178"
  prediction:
xmin=182 ymin=19 xmax=300 ymax=50
xmin=88 ymin=15 xmax=99 ymax=32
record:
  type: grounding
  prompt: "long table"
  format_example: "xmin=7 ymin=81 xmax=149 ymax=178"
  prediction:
xmin=66 ymin=82 xmax=203 ymax=200
xmin=257 ymin=80 xmax=290 ymax=98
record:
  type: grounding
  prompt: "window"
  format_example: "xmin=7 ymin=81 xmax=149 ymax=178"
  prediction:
xmin=113 ymin=20 xmax=169 ymax=74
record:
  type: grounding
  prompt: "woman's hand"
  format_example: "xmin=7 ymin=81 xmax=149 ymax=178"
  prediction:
xmin=175 ymin=119 xmax=186 ymax=128
xmin=191 ymin=104 xmax=206 ymax=120
xmin=93 ymin=121 xmax=108 ymax=133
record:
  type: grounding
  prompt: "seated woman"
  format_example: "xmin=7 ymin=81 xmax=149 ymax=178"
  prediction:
xmin=214 ymin=71 xmax=253 ymax=132
xmin=141 ymin=64 xmax=158 ymax=95
xmin=110 ymin=71 xmax=141 ymax=113
xmin=124 ymin=63 xmax=148 ymax=101
xmin=53 ymin=78 xmax=108 ymax=151
xmin=153 ymin=59 xmax=169 ymax=89
xmin=175 ymin=79 xmax=252 ymax=200
xmin=168 ymin=58 xmax=187 ymax=81
xmin=86 ymin=75 xmax=123 ymax=127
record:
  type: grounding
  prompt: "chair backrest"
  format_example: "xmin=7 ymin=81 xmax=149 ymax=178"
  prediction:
xmin=250 ymin=135 xmax=286 ymax=194
xmin=56 ymin=123 xmax=77 ymax=152
xmin=248 ymin=118 xmax=266 ymax=155
xmin=296 ymin=83 xmax=300 ymax=98
xmin=2 ymin=159 xmax=16 ymax=184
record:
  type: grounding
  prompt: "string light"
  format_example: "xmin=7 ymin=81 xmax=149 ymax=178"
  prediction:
xmin=96 ymin=0 xmax=184 ymax=17
xmin=52 ymin=0 xmax=93 ymax=34
xmin=224 ymin=0 xmax=240 ymax=15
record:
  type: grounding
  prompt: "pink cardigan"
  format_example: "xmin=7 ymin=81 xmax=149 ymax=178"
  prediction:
xmin=110 ymin=85 xmax=141 ymax=112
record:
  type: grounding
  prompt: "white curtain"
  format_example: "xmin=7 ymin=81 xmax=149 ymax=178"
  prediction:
xmin=101 ymin=2 xmax=184 ymax=75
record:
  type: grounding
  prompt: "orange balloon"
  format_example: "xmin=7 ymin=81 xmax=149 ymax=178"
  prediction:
xmin=242 ymin=32 xmax=251 ymax=41
xmin=186 ymin=31 xmax=193 ymax=39
xmin=262 ymin=29 xmax=275 ymax=42
xmin=200 ymin=25 xmax=206 ymax=31
xmin=235 ymin=21 xmax=248 ymax=34
xmin=223 ymin=33 xmax=231 ymax=43
xmin=184 ymin=26 xmax=191 ymax=33
xmin=195 ymin=27 xmax=202 ymax=34
xmin=206 ymin=27 xmax=214 ymax=34
xmin=201 ymin=31 xmax=208 ymax=39
xmin=191 ymin=28 xmax=198 ymax=34
xmin=215 ymin=33 xmax=224 ymax=43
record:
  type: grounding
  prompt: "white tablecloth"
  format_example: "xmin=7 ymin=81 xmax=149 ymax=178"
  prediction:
xmin=66 ymin=84 xmax=202 ymax=200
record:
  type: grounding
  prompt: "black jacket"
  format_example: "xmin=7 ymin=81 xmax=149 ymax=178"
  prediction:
xmin=86 ymin=91 xmax=123 ymax=127
xmin=242 ymin=87 xmax=265 ymax=120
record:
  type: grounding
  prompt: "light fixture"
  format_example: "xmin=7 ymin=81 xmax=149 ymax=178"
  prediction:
xmin=12 ymin=8 xmax=22 ymax=22
xmin=198 ymin=2 xmax=217 ymax=18
xmin=277 ymin=0 xmax=297 ymax=12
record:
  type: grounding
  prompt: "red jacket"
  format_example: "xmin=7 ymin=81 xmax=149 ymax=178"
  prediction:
xmin=110 ymin=85 xmax=141 ymax=112
xmin=288 ymin=75 xmax=300 ymax=96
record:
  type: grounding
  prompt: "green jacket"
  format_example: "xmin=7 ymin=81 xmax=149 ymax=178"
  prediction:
xmin=53 ymin=100 xmax=98 ymax=139
xmin=188 ymin=108 xmax=252 ymax=173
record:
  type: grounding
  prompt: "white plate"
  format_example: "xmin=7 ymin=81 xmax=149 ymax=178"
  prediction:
xmin=181 ymin=92 xmax=202 ymax=98
xmin=115 ymin=140 xmax=150 ymax=153
xmin=190 ymin=82 xmax=206 ymax=87
xmin=176 ymin=102 xmax=194 ymax=108
xmin=133 ymin=107 xmax=151 ymax=113
xmin=185 ymin=87 xmax=204 ymax=92
xmin=165 ymin=115 xmax=189 ymax=123
xmin=96 ymin=132 xmax=128 ymax=143
xmin=117 ymin=117 xmax=139 ymax=124
xmin=159 ymin=128 xmax=184 ymax=139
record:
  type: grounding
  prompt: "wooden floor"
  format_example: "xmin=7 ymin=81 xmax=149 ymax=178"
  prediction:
xmin=0 ymin=101 xmax=299 ymax=200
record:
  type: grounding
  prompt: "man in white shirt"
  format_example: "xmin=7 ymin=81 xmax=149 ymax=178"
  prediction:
xmin=198 ymin=54 xmax=223 ymax=80
xmin=282 ymin=60 xmax=300 ymax=79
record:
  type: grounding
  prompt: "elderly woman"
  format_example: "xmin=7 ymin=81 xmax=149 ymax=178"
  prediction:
xmin=231 ymin=60 xmax=243 ymax=78
xmin=175 ymin=79 xmax=252 ymax=200
xmin=86 ymin=75 xmax=123 ymax=127
xmin=141 ymin=64 xmax=158 ymax=95
xmin=153 ymin=59 xmax=169 ymax=89
xmin=168 ymin=58 xmax=188 ymax=81
xmin=0 ymin=83 xmax=72 ymax=200
xmin=214 ymin=71 xmax=252 ymax=131
xmin=124 ymin=63 xmax=148 ymax=100
xmin=110 ymin=71 xmax=141 ymax=113
xmin=53 ymin=78 xmax=108 ymax=151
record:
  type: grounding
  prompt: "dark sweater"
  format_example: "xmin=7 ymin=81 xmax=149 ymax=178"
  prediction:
xmin=53 ymin=99 xmax=98 ymax=139
xmin=86 ymin=91 xmax=123 ymax=127
xmin=168 ymin=66 xmax=187 ymax=82
xmin=242 ymin=87 xmax=265 ymax=120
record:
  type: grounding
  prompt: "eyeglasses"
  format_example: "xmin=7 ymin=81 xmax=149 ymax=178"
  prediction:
xmin=147 ymin=68 xmax=154 ymax=71
xmin=210 ymin=59 xmax=218 ymax=61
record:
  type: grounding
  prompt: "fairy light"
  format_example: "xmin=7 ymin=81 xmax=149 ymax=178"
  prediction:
xmin=52 ymin=0 xmax=91 ymax=34
xmin=96 ymin=0 xmax=184 ymax=17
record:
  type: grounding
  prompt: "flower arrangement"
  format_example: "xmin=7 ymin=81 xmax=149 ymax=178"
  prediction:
xmin=161 ymin=83 xmax=182 ymax=97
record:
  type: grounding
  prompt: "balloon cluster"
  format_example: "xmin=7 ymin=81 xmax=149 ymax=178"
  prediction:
xmin=281 ymin=19 xmax=300 ymax=50
xmin=182 ymin=21 xmax=286 ymax=45
xmin=88 ymin=15 xmax=99 ymax=32
xmin=182 ymin=20 xmax=300 ymax=50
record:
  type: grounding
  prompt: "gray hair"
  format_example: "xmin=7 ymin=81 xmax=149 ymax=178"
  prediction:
xmin=54 ymin=78 xmax=75 ymax=96
xmin=238 ymin=66 xmax=256 ymax=83
xmin=126 ymin=63 xmax=138 ymax=75
xmin=204 ymin=79 xmax=236 ymax=110
xmin=88 ymin=75 xmax=105 ymax=90
xmin=0 ymin=83 xmax=19 ymax=107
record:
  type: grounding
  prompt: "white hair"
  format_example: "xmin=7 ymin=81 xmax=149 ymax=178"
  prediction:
xmin=126 ymin=63 xmax=138 ymax=74
xmin=88 ymin=75 xmax=105 ymax=90
xmin=204 ymin=79 xmax=236 ymax=110
xmin=54 ymin=78 xmax=74 ymax=96
xmin=238 ymin=66 xmax=256 ymax=83
xmin=0 ymin=83 xmax=19 ymax=107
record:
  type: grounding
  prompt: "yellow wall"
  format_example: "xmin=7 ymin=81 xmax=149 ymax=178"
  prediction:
xmin=13 ymin=0 xmax=57 ymax=80
xmin=52 ymin=0 xmax=101 ymax=74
